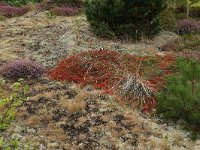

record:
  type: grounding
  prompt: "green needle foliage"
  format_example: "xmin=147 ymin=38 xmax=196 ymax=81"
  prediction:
xmin=0 ymin=79 xmax=29 ymax=131
xmin=85 ymin=0 xmax=166 ymax=40
xmin=157 ymin=58 xmax=200 ymax=135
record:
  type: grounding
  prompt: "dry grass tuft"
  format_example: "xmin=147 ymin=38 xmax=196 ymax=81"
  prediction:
xmin=41 ymin=123 xmax=68 ymax=142
xmin=24 ymin=115 xmax=41 ymax=126
xmin=66 ymin=91 xmax=87 ymax=113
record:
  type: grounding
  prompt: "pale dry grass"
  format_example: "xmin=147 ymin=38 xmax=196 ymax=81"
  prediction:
xmin=66 ymin=92 xmax=87 ymax=113
xmin=23 ymin=115 xmax=41 ymax=126
xmin=43 ymin=90 xmax=55 ymax=99
xmin=0 ymin=50 xmax=19 ymax=64
xmin=41 ymin=123 xmax=68 ymax=142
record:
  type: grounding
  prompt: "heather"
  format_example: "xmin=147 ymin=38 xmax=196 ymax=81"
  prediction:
xmin=176 ymin=19 xmax=199 ymax=35
xmin=1 ymin=0 xmax=41 ymax=6
xmin=52 ymin=0 xmax=83 ymax=7
xmin=50 ymin=6 xmax=81 ymax=16
xmin=0 ymin=3 xmax=29 ymax=17
xmin=0 ymin=60 xmax=45 ymax=80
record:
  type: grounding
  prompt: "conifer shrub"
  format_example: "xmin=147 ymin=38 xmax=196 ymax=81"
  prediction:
xmin=176 ymin=19 xmax=199 ymax=35
xmin=85 ymin=0 xmax=166 ymax=39
xmin=157 ymin=58 xmax=200 ymax=133
xmin=0 ymin=60 xmax=45 ymax=80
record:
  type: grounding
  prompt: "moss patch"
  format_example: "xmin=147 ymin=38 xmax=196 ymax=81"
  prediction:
xmin=176 ymin=33 xmax=200 ymax=51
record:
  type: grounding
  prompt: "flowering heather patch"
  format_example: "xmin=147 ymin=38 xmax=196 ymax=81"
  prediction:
xmin=176 ymin=19 xmax=199 ymax=35
xmin=176 ymin=51 xmax=200 ymax=61
xmin=0 ymin=2 xmax=8 ymax=6
xmin=36 ymin=0 xmax=83 ymax=12
xmin=49 ymin=50 xmax=175 ymax=111
xmin=0 ymin=4 xmax=29 ymax=18
xmin=0 ymin=60 xmax=45 ymax=80
xmin=50 ymin=6 xmax=81 ymax=16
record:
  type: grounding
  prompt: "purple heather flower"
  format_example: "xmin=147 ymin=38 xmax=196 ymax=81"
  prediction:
xmin=176 ymin=19 xmax=199 ymax=35
xmin=50 ymin=6 xmax=80 ymax=16
xmin=0 ymin=5 xmax=29 ymax=18
xmin=0 ymin=60 xmax=45 ymax=80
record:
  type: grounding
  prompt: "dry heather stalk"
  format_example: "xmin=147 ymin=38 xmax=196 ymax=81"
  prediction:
xmin=120 ymin=74 xmax=154 ymax=101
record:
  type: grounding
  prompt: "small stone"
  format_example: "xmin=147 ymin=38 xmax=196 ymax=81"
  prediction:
xmin=47 ymin=142 xmax=59 ymax=149
xmin=27 ymin=128 xmax=36 ymax=133
xmin=14 ymin=125 xmax=23 ymax=133
xmin=38 ymin=144 xmax=46 ymax=150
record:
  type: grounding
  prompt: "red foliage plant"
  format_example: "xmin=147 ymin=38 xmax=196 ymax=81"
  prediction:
xmin=49 ymin=50 xmax=175 ymax=112
xmin=0 ymin=4 xmax=29 ymax=18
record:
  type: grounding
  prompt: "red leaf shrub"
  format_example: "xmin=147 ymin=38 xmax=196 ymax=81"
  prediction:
xmin=176 ymin=19 xmax=199 ymax=35
xmin=48 ymin=50 xmax=175 ymax=111
xmin=0 ymin=4 xmax=29 ymax=18
xmin=0 ymin=60 xmax=45 ymax=80
xmin=50 ymin=6 xmax=81 ymax=16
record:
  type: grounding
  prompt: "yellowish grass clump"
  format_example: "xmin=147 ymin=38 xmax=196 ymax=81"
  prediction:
xmin=65 ymin=91 xmax=88 ymax=113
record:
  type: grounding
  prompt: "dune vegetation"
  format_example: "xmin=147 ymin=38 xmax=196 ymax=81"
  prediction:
xmin=0 ymin=0 xmax=200 ymax=149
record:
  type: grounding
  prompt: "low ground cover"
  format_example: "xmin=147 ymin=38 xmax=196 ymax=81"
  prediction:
xmin=48 ymin=50 xmax=176 ymax=112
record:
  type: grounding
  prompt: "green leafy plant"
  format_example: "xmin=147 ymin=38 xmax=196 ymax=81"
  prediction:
xmin=0 ymin=79 xmax=29 ymax=131
xmin=157 ymin=58 xmax=200 ymax=134
xmin=0 ymin=15 xmax=6 ymax=21
xmin=46 ymin=11 xmax=56 ymax=19
xmin=85 ymin=0 xmax=166 ymax=40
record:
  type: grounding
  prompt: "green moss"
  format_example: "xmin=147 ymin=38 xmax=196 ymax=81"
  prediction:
xmin=0 ymin=15 xmax=6 ymax=21
xmin=176 ymin=33 xmax=200 ymax=51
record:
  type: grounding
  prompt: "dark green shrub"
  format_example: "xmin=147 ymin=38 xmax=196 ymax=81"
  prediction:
xmin=157 ymin=58 xmax=200 ymax=133
xmin=159 ymin=9 xmax=187 ymax=31
xmin=85 ymin=0 xmax=166 ymax=39
xmin=159 ymin=9 xmax=177 ymax=31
